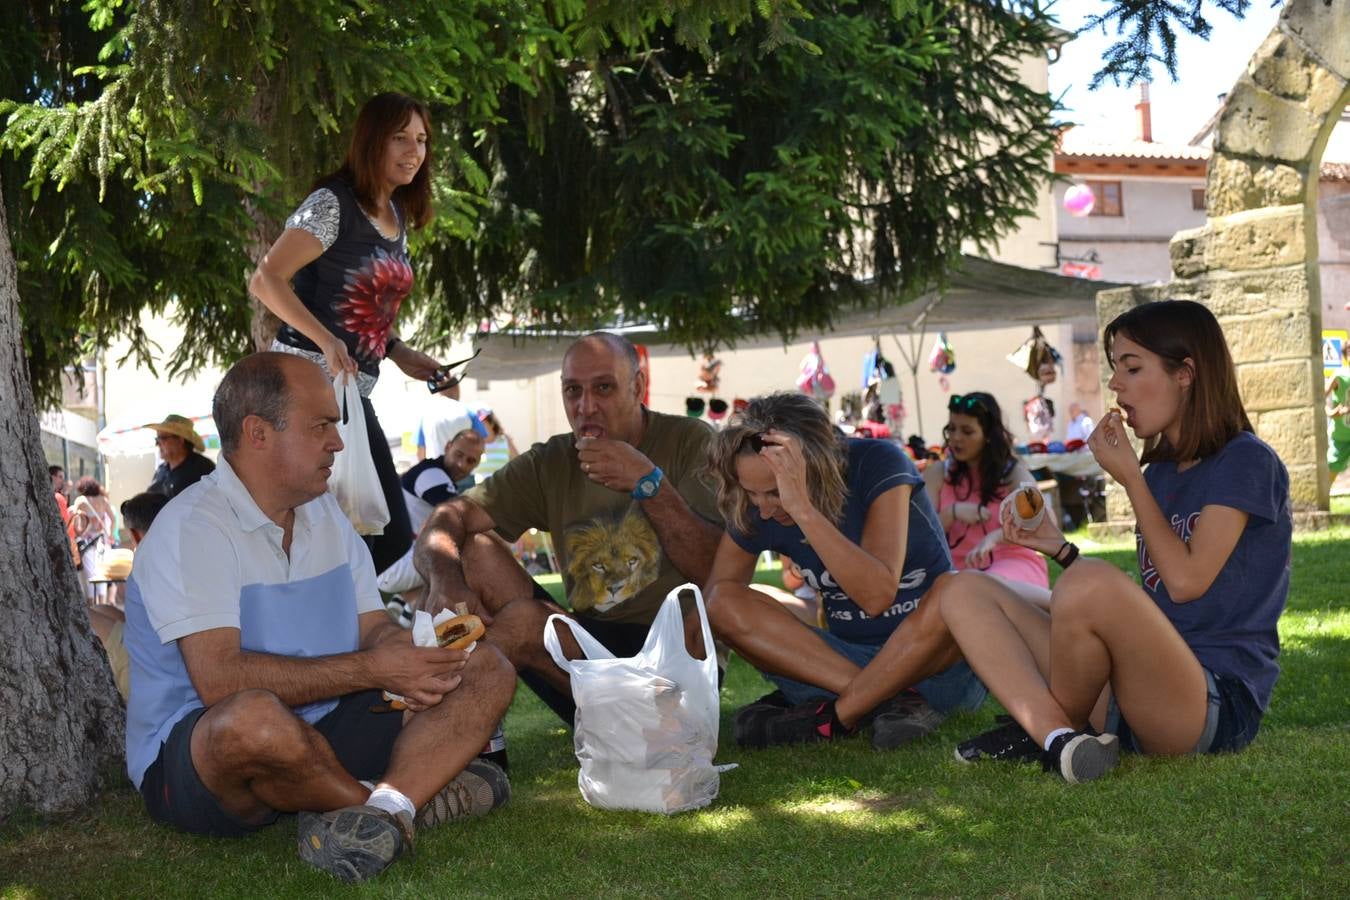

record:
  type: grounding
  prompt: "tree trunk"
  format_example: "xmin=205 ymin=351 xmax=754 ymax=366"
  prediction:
xmin=0 ymin=171 xmax=126 ymax=818
xmin=247 ymin=70 xmax=286 ymax=352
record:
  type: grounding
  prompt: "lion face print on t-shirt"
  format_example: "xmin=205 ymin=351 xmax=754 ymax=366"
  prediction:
xmin=564 ymin=509 xmax=661 ymax=614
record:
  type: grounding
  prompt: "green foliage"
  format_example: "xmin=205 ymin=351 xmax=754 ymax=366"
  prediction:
xmin=2 ymin=0 xmax=1058 ymax=404
xmin=418 ymin=1 xmax=1062 ymax=352
xmin=1 ymin=0 xmax=571 ymax=402
xmin=1085 ymin=0 xmax=1259 ymax=88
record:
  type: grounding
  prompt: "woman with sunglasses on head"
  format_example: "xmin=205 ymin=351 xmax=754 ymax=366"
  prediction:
xmin=250 ymin=92 xmax=445 ymax=571
xmin=923 ymin=392 xmax=1048 ymax=588
xmin=704 ymin=392 xmax=987 ymax=751
xmin=938 ymin=300 xmax=1291 ymax=782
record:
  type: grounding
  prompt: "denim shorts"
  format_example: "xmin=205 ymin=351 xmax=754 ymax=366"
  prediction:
xmin=764 ymin=626 xmax=988 ymax=714
xmin=139 ymin=689 xmax=403 ymax=838
xmin=1105 ymin=668 xmax=1262 ymax=755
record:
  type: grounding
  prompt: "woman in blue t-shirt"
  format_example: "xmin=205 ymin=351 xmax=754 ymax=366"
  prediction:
xmin=250 ymin=93 xmax=445 ymax=572
xmin=704 ymin=392 xmax=986 ymax=751
xmin=940 ymin=300 xmax=1291 ymax=782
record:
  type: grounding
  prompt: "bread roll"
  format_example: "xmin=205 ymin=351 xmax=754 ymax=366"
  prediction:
xmin=1002 ymin=482 xmax=1046 ymax=531
xmin=435 ymin=613 xmax=485 ymax=650
xmin=1014 ymin=486 xmax=1043 ymax=521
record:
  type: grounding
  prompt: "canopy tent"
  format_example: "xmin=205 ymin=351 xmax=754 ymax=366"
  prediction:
xmin=461 ymin=255 xmax=1127 ymax=379
xmin=98 ymin=411 xmax=219 ymax=458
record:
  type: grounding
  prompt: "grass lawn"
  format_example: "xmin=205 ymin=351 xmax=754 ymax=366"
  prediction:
xmin=3 ymin=528 xmax=1347 ymax=898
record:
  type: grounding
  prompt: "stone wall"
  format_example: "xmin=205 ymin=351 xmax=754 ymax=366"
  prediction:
xmin=1096 ymin=0 xmax=1350 ymax=522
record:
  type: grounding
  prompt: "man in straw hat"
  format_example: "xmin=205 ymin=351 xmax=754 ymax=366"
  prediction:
xmin=146 ymin=414 xmax=216 ymax=499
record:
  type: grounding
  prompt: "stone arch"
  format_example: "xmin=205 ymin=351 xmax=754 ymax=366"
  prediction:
xmin=1096 ymin=0 xmax=1350 ymax=519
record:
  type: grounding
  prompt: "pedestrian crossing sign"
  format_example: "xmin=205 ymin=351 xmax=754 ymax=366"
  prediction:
xmin=1325 ymin=330 xmax=1348 ymax=377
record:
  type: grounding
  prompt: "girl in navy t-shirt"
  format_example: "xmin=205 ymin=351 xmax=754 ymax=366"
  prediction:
xmin=941 ymin=300 xmax=1291 ymax=782
xmin=704 ymin=392 xmax=986 ymax=751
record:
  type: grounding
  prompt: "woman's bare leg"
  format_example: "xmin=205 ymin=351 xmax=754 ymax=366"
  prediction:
xmin=832 ymin=574 xmax=965 ymax=727
xmin=707 ymin=581 xmax=857 ymax=693
xmin=938 ymin=571 xmax=1073 ymax=744
xmin=1048 ymin=560 xmax=1208 ymax=754
xmin=749 ymin=582 xmax=819 ymax=627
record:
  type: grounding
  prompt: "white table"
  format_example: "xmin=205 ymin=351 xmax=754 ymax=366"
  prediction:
xmin=1019 ymin=451 xmax=1103 ymax=479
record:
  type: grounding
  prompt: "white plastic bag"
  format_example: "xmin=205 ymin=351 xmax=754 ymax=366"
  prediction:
xmin=544 ymin=584 xmax=730 ymax=814
xmin=328 ymin=376 xmax=390 ymax=535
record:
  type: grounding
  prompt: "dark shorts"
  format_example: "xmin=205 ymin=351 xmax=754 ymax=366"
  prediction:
xmin=1105 ymin=668 xmax=1262 ymax=755
xmin=139 ymin=689 xmax=403 ymax=838
xmin=518 ymin=579 xmax=656 ymax=724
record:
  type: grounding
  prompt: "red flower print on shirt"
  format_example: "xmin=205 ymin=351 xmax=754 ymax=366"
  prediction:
xmin=337 ymin=247 xmax=414 ymax=360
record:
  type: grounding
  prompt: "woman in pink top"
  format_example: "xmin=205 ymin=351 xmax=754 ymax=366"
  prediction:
xmin=922 ymin=393 xmax=1048 ymax=588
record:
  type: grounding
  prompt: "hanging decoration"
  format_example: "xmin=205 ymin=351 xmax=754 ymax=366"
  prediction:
xmin=861 ymin=341 xmax=905 ymax=434
xmin=1023 ymin=394 xmax=1055 ymax=443
xmin=635 ymin=344 xmax=651 ymax=405
xmin=1006 ymin=326 xmax=1062 ymax=381
xmin=696 ymin=353 xmax=722 ymax=393
xmin=796 ymin=341 xmax=836 ymax=401
xmin=928 ymin=332 xmax=956 ymax=375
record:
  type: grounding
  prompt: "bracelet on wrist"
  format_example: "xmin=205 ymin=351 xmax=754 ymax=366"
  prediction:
xmin=1051 ymin=541 xmax=1080 ymax=569
xmin=385 ymin=336 xmax=403 ymax=354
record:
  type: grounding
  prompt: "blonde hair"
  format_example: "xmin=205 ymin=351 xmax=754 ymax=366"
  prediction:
xmin=705 ymin=392 xmax=849 ymax=535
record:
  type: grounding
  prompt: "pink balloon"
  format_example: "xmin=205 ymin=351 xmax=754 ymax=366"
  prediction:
xmin=1063 ymin=184 xmax=1095 ymax=217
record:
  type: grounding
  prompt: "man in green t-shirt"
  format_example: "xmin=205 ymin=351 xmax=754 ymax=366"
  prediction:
xmin=414 ymin=331 xmax=723 ymax=720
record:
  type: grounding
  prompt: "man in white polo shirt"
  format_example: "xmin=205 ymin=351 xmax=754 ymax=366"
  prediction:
xmin=122 ymin=352 xmax=517 ymax=884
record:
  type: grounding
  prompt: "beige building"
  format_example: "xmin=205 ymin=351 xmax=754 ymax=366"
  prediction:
xmin=1052 ymin=87 xmax=1350 ymax=328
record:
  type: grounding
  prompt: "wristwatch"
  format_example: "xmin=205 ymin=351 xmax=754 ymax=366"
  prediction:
xmin=631 ymin=466 xmax=664 ymax=500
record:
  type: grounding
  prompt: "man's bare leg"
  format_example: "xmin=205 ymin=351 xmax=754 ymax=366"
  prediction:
xmin=190 ymin=690 xmax=371 ymax=823
xmin=377 ymin=645 xmax=517 ymax=806
xmin=191 ymin=647 xmax=517 ymax=822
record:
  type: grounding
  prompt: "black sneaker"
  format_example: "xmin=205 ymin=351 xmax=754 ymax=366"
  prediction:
xmin=738 ymin=699 xmax=852 ymax=748
xmin=1043 ymin=730 xmax=1120 ymax=783
xmin=954 ymin=715 xmax=1041 ymax=764
xmin=297 ymin=804 xmax=410 ymax=883
xmin=870 ymin=690 xmax=945 ymax=751
xmin=733 ymin=690 xmax=793 ymax=748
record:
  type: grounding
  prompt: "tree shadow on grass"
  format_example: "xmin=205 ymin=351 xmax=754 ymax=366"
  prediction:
xmin=2 ymin=697 xmax=1345 ymax=898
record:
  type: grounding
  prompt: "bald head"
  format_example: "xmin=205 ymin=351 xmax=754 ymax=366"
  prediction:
xmin=214 ymin=352 xmax=315 ymax=456
xmin=559 ymin=331 xmax=647 ymax=445
xmin=563 ymin=332 xmax=640 ymax=381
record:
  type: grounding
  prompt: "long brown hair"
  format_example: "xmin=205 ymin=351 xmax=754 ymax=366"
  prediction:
xmin=1103 ymin=300 xmax=1252 ymax=464
xmin=943 ymin=391 xmax=1016 ymax=507
xmin=705 ymin=392 xmax=849 ymax=535
xmin=317 ymin=92 xmax=434 ymax=229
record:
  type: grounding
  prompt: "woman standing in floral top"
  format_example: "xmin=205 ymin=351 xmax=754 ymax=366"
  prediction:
xmin=250 ymin=92 xmax=443 ymax=572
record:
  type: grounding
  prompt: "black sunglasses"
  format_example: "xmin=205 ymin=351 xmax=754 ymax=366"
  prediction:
xmin=743 ymin=432 xmax=768 ymax=453
xmin=948 ymin=394 xmax=988 ymax=414
xmin=427 ymin=347 xmax=483 ymax=394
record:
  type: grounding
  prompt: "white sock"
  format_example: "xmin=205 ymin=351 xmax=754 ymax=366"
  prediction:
xmin=359 ymin=780 xmax=376 ymax=791
xmin=1043 ymin=727 xmax=1075 ymax=752
xmin=366 ymin=785 xmax=416 ymax=820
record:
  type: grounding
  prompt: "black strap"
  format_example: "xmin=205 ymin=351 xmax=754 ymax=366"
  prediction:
xmin=1052 ymin=541 xmax=1080 ymax=569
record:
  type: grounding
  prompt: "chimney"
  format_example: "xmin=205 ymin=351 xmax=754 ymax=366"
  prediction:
xmin=1135 ymin=81 xmax=1153 ymax=143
